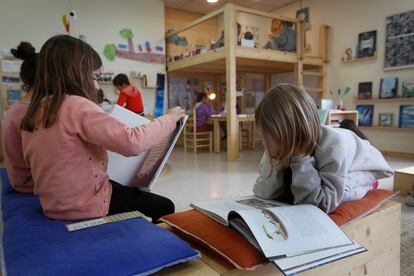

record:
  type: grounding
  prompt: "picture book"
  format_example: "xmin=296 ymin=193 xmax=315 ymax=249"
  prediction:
xmin=402 ymin=80 xmax=414 ymax=98
xmin=6 ymin=89 xmax=21 ymax=105
xmin=107 ymin=105 xmax=187 ymax=190
xmin=399 ymin=105 xmax=414 ymax=128
xmin=356 ymin=104 xmax=374 ymax=126
xmin=191 ymin=197 xmax=366 ymax=275
xmin=357 ymin=82 xmax=372 ymax=99
xmin=379 ymin=77 xmax=398 ymax=98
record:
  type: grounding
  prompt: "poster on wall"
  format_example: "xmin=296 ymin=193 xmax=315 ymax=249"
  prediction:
xmin=168 ymin=77 xmax=192 ymax=111
xmin=384 ymin=10 xmax=414 ymax=70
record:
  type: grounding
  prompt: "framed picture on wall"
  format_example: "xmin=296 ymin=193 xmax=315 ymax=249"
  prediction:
xmin=358 ymin=82 xmax=373 ymax=99
xmin=378 ymin=113 xmax=394 ymax=127
xmin=399 ymin=105 xmax=414 ymax=128
xmin=296 ymin=7 xmax=310 ymax=23
xmin=379 ymin=77 xmax=398 ymax=98
xmin=384 ymin=10 xmax=414 ymax=70
xmin=358 ymin=30 xmax=377 ymax=58
xmin=356 ymin=104 xmax=374 ymax=127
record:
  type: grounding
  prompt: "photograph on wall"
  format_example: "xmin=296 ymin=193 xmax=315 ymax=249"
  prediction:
xmin=385 ymin=10 xmax=414 ymax=70
xmin=378 ymin=113 xmax=394 ymax=127
xmin=399 ymin=105 xmax=414 ymax=128
xmin=402 ymin=80 xmax=414 ymax=98
xmin=379 ymin=77 xmax=398 ymax=98
xmin=357 ymin=82 xmax=373 ymax=99
xmin=358 ymin=30 xmax=376 ymax=58
xmin=296 ymin=7 xmax=310 ymax=23
xmin=356 ymin=105 xmax=374 ymax=127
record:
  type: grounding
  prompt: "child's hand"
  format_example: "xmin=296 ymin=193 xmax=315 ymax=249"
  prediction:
xmin=168 ymin=106 xmax=185 ymax=121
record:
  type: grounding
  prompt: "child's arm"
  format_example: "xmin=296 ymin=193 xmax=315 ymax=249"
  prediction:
xmin=116 ymin=93 xmax=127 ymax=107
xmin=289 ymin=155 xmax=346 ymax=213
xmin=63 ymin=97 xmax=178 ymax=156
xmin=253 ymin=153 xmax=287 ymax=199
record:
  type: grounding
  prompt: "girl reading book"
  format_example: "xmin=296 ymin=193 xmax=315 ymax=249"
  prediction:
xmin=2 ymin=42 xmax=37 ymax=193
xmin=20 ymin=35 xmax=185 ymax=222
xmin=253 ymin=84 xmax=393 ymax=213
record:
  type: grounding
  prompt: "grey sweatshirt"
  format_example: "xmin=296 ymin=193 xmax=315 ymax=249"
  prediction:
xmin=253 ymin=126 xmax=393 ymax=213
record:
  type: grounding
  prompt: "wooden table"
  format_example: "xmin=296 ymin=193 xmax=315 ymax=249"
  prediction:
xmin=208 ymin=115 xmax=255 ymax=153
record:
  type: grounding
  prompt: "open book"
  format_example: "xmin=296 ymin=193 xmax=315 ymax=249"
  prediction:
xmin=191 ymin=197 xmax=366 ymax=275
xmin=107 ymin=105 xmax=187 ymax=190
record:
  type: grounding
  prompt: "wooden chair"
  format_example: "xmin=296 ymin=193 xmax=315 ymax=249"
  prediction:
xmin=239 ymin=121 xmax=255 ymax=150
xmin=183 ymin=108 xmax=212 ymax=153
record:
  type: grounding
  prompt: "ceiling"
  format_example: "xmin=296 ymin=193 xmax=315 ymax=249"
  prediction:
xmin=164 ymin=0 xmax=298 ymax=14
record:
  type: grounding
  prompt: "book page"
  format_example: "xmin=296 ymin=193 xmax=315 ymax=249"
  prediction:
xmin=236 ymin=205 xmax=353 ymax=259
xmin=274 ymin=240 xmax=366 ymax=275
xmin=191 ymin=196 xmax=287 ymax=226
xmin=106 ymin=105 xmax=150 ymax=186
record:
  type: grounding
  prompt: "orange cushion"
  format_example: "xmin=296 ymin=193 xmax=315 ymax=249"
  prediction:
xmin=161 ymin=189 xmax=394 ymax=270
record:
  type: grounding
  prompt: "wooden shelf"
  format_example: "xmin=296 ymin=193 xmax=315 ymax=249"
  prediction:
xmin=355 ymin=98 xmax=414 ymax=104
xmin=360 ymin=126 xmax=414 ymax=132
xmin=305 ymin=87 xmax=324 ymax=93
xmin=342 ymin=53 xmax=377 ymax=63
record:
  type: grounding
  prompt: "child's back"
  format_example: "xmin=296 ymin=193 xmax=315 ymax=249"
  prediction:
xmin=113 ymin=74 xmax=144 ymax=114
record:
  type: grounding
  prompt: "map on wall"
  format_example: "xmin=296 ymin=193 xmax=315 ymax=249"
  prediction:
xmin=384 ymin=10 xmax=414 ymax=70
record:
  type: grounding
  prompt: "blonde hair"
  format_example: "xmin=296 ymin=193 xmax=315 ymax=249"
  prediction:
xmin=255 ymin=84 xmax=320 ymax=168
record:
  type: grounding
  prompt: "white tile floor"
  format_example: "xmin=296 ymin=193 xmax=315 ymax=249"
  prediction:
xmin=153 ymin=147 xmax=414 ymax=211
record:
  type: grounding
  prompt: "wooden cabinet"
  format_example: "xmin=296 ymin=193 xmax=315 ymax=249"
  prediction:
xmin=326 ymin=110 xmax=358 ymax=127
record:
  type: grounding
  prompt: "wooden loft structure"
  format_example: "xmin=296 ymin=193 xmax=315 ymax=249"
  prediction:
xmin=166 ymin=3 xmax=330 ymax=161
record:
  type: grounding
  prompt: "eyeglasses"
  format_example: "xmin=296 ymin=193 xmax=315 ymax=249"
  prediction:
xmin=262 ymin=211 xmax=288 ymax=241
xmin=92 ymin=72 xmax=101 ymax=81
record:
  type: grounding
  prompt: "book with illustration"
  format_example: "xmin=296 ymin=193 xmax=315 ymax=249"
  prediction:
xmin=107 ymin=105 xmax=187 ymax=190
xmin=191 ymin=197 xmax=366 ymax=275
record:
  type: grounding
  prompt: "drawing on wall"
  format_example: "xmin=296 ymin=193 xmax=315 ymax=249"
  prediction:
xmin=378 ymin=113 xmax=394 ymax=127
xmin=358 ymin=30 xmax=376 ymax=58
xmin=399 ymin=105 xmax=414 ymax=128
xmin=356 ymin=105 xmax=374 ymax=127
xmin=104 ymin=28 xmax=165 ymax=64
xmin=385 ymin=10 xmax=414 ymax=70
xmin=166 ymin=29 xmax=189 ymax=47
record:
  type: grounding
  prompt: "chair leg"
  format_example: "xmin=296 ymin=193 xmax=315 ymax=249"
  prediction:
xmin=209 ymin=132 xmax=212 ymax=152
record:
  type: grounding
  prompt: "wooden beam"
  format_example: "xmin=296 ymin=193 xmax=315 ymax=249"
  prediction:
xmin=166 ymin=7 xmax=225 ymax=38
xmin=235 ymin=47 xmax=297 ymax=63
xmin=319 ymin=25 xmax=330 ymax=62
xmin=167 ymin=48 xmax=226 ymax=72
xmin=236 ymin=6 xmax=298 ymax=23
xmin=303 ymin=71 xmax=325 ymax=77
xmin=224 ymin=3 xmax=239 ymax=161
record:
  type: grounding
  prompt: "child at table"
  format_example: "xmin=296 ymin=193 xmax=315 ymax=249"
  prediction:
xmin=2 ymin=42 xmax=37 ymax=193
xmin=253 ymin=84 xmax=393 ymax=213
xmin=113 ymin=73 xmax=144 ymax=115
xmin=195 ymin=93 xmax=215 ymax=132
xmin=20 ymin=35 xmax=185 ymax=222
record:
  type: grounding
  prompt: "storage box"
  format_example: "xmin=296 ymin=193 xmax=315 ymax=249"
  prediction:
xmin=394 ymin=166 xmax=414 ymax=196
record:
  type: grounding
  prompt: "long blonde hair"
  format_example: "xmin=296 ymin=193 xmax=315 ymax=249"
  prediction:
xmin=255 ymin=84 xmax=320 ymax=168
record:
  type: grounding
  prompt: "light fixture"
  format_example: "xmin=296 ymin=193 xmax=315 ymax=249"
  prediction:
xmin=207 ymin=0 xmax=218 ymax=3
xmin=208 ymin=92 xmax=216 ymax=100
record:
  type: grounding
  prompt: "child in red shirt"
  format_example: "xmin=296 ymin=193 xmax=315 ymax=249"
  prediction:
xmin=113 ymin=73 xmax=144 ymax=114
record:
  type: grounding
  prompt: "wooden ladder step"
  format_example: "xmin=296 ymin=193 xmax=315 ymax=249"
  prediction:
xmin=305 ymin=87 xmax=324 ymax=93
xmin=303 ymin=71 xmax=325 ymax=77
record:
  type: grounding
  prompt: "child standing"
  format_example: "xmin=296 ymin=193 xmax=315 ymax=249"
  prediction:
xmin=1 ymin=42 xmax=37 ymax=193
xmin=21 ymin=35 xmax=185 ymax=222
xmin=113 ymin=73 xmax=144 ymax=115
xmin=253 ymin=84 xmax=393 ymax=213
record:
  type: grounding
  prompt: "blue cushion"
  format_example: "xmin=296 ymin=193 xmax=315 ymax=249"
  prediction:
xmin=0 ymin=169 xmax=199 ymax=276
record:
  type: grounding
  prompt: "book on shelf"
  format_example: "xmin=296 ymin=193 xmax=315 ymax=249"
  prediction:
xmin=106 ymin=105 xmax=188 ymax=190
xmin=6 ymin=89 xmax=21 ymax=105
xmin=191 ymin=197 xmax=366 ymax=275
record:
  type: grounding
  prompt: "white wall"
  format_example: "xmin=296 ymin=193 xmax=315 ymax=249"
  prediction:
xmin=0 ymin=0 xmax=166 ymax=115
xmin=273 ymin=0 xmax=414 ymax=154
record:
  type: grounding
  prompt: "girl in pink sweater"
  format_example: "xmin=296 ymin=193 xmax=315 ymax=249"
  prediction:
xmin=20 ymin=35 xmax=185 ymax=221
xmin=2 ymin=42 xmax=37 ymax=193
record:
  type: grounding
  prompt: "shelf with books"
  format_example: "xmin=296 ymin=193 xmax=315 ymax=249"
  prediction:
xmin=360 ymin=126 xmax=414 ymax=132
xmin=355 ymin=97 xmax=414 ymax=104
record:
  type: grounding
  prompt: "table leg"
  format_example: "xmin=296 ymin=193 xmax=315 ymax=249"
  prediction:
xmin=213 ymin=119 xmax=220 ymax=153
